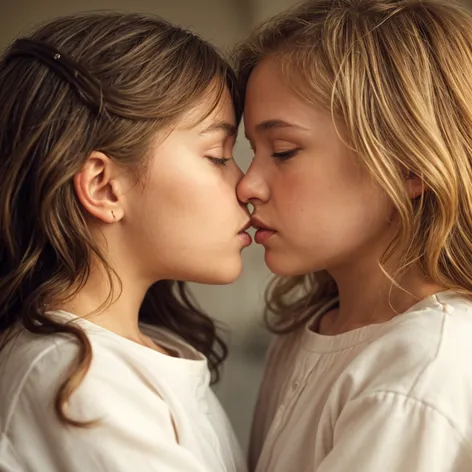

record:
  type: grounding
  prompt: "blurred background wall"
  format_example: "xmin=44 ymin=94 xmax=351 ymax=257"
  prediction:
xmin=1 ymin=0 xmax=471 ymax=452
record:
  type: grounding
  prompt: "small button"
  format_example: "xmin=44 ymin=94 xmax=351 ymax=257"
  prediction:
xmin=443 ymin=304 xmax=454 ymax=315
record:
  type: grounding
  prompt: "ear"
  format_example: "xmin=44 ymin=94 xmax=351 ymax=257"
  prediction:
xmin=405 ymin=174 xmax=424 ymax=200
xmin=73 ymin=152 xmax=124 ymax=224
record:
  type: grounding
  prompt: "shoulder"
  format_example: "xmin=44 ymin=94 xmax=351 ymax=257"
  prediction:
xmin=0 ymin=326 xmax=171 ymax=434
xmin=0 ymin=329 xmax=78 ymax=431
xmin=358 ymin=292 xmax=472 ymax=386
xmin=0 ymin=328 xmax=203 ymax=472
xmin=339 ymin=292 xmax=472 ymax=434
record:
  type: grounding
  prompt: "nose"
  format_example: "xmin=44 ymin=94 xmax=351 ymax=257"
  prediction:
xmin=236 ymin=162 xmax=270 ymax=205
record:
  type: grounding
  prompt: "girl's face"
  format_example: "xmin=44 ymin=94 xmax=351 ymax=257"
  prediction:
xmin=238 ymin=57 xmax=395 ymax=276
xmin=124 ymin=87 xmax=251 ymax=284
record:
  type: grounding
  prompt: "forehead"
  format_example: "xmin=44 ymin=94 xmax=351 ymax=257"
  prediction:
xmin=245 ymin=59 xmax=285 ymax=115
xmin=179 ymin=85 xmax=236 ymax=131
xmin=244 ymin=57 xmax=322 ymax=131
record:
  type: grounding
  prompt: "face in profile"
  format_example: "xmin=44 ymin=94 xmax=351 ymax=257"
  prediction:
xmin=124 ymin=87 xmax=251 ymax=285
xmin=238 ymin=57 xmax=394 ymax=277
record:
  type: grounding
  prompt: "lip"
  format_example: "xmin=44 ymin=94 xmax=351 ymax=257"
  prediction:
xmin=251 ymin=217 xmax=277 ymax=245
xmin=239 ymin=220 xmax=252 ymax=233
xmin=251 ymin=216 xmax=275 ymax=232
xmin=237 ymin=220 xmax=253 ymax=247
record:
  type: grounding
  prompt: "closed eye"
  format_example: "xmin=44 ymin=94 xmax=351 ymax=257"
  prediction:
xmin=272 ymin=149 xmax=300 ymax=160
xmin=206 ymin=156 xmax=232 ymax=167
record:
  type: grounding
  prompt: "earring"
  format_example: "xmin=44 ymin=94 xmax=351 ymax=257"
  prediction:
xmin=111 ymin=210 xmax=116 ymax=221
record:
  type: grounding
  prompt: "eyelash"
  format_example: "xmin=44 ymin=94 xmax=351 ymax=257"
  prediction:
xmin=272 ymin=149 xmax=300 ymax=161
xmin=206 ymin=156 xmax=232 ymax=167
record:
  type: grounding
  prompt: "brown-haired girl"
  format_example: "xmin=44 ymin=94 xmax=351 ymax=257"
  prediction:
xmin=0 ymin=12 xmax=250 ymax=472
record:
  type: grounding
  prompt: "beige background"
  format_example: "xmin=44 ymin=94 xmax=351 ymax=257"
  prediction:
xmin=1 ymin=0 xmax=471 ymax=451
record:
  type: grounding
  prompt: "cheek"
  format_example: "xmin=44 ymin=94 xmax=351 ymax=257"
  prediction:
xmin=271 ymin=168 xmax=328 ymax=224
xmin=273 ymin=165 xmax=392 ymax=245
xmin=134 ymin=162 xmax=240 ymax=243
xmin=145 ymin=149 xmax=215 ymax=209
xmin=125 ymin=156 xmax=205 ymax=240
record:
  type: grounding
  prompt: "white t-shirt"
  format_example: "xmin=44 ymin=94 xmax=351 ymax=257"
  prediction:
xmin=0 ymin=311 xmax=246 ymax=472
xmin=250 ymin=290 xmax=472 ymax=472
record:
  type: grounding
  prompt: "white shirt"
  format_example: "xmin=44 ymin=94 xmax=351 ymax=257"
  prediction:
xmin=250 ymin=291 xmax=472 ymax=472
xmin=0 ymin=311 xmax=246 ymax=472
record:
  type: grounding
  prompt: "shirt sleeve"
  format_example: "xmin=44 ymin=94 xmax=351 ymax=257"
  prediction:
xmin=3 ymin=341 xmax=209 ymax=472
xmin=316 ymin=391 xmax=472 ymax=472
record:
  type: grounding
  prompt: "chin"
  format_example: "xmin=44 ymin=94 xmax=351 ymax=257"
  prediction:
xmin=189 ymin=259 xmax=243 ymax=285
xmin=264 ymin=250 xmax=315 ymax=277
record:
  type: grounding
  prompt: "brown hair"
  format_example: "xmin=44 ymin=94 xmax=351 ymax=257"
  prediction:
xmin=234 ymin=0 xmax=472 ymax=332
xmin=0 ymin=12 xmax=242 ymax=426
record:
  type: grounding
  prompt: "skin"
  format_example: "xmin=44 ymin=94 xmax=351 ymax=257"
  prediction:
xmin=238 ymin=57 xmax=443 ymax=334
xmin=61 ymin=86 xmax=251 ymax=348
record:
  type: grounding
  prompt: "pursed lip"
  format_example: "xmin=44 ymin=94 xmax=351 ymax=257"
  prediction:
xmin=238 ymin=220 xmax=252 ymax=233
xmin=251 ymin=216 xmax=275 ymax=232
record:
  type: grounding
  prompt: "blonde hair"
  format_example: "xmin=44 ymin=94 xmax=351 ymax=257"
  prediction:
xmin=234 ymin=0 xmax=472 ymax=332
xmin=0 ymin=13 xmax=241 ymax=426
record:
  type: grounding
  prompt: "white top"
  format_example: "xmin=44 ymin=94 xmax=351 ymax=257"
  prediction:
xmin=250 ymin=291 xmax=472 ymax=472
xmin=0 ymin=311 xmax=246 ymax=472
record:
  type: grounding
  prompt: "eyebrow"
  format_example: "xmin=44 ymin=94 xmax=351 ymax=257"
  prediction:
xmin=244 ymin=119 xmax=309 ymax=142
xmin=254 ymin=119 xmax=309 ymax=132
xmin=199 ymin=121 xmax=238 ymax=137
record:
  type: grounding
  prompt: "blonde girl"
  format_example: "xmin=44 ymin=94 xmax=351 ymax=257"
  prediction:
xmin=236 ymin=0 xmax=472 ymax=470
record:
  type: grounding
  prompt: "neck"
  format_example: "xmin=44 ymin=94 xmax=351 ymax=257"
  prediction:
xmin=58 ymin=261 xmax=150 ymax=340
xmin=57 ymin=221 xmax=157 ymax=342
xmin=54 ymin=225 xmax=174 ymax=354
xmin=320 ymin=259 xmax=445 ymax=335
